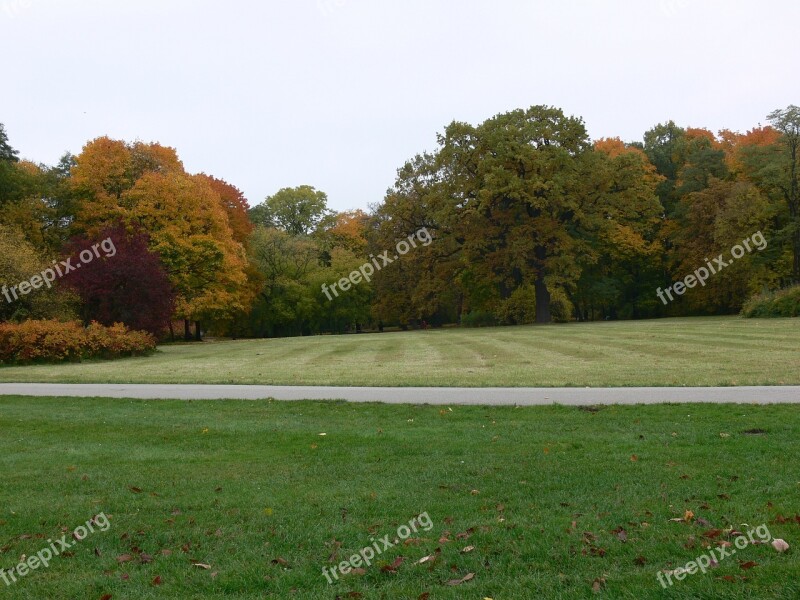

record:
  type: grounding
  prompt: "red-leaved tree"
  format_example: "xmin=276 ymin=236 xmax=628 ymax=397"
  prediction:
xmin=62 ymin=225 xmax=175 ymax=336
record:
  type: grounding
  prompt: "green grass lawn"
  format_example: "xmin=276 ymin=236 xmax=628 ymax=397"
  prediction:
xmin=0 ymin=317 xmax=798 ymax=387
xmin=1 ymin=397 xmax=798 ymax=599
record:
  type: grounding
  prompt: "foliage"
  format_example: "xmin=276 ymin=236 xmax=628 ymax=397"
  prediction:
xmin=4 ymin=103 xmax=800 ymax=336
xmin=0 ymin=224 xmax=77 ymax=322
xmin=249 ymin=185 xmax=332 ymax=236
xmin=741 ymin=285 xmax=800 ymax=318
xmin=61 ymin=225 xmax=175 ymax=335
xmin=0 ymin=319 xmax=155 ymax=364
xmin=70 ymin=138 xmax=252 ymax=332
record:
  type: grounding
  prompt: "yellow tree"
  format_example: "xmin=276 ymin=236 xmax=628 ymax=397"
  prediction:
xmin=70 ymin=137 xmax=252 ymax=338
xmin=122 ymin=172 xmax=251 ymax=338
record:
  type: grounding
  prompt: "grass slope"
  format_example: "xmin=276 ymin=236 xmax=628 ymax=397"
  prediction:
xmin=0 ymin=317 xmax=798 ymax=387
xmin=0 ymin=397 xmax=798 ymax=599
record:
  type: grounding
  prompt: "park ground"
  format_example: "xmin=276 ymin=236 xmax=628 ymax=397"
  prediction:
xmin=0 ymin=317 xmax=798 ymax=386
xmin=0 ymin=398 xmax=798 ymax=599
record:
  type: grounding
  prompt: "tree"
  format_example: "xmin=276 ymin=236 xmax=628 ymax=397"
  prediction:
xmin=0 ymin=224 xmax=76 ymax=322
xmin=249 ymin=185 xmax=332 ymax=236
xmin=122 ymin=172 xmax=251 ymax=338
xmin=0 ymin=123 xmax=22 ymax=208
xmin=437 ymin=106 xmax=593 ymax=323
xmin=196 ymin=174 xmax=254 ymax=246
xmin=247 ymin=226 xmax=322 ymax=337
xmin=767 ymin=105 xmax=800 ymax=282
xmin=61 ymin=225 xmax=175 ymax=335
xmin=71 ymin=137 xmax=253 ymax=338
xmin=0 ymin=123 xmax=18 ymax=162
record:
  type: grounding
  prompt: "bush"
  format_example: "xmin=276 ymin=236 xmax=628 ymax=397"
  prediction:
xmin=461 ymin=310 xmax=499 ymax=328
xmin=741 ymin=286 xmax=800 ymax=318
xmin=0 ymin=320 xmax=156 ymax=365
xmin=549 ymin=287 xmax=574 ymax=323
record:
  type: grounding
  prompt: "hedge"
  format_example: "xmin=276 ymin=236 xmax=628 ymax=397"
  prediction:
xmin=0 ymin=320 xmax=156 ymax=364
xmin=741 ymin=285 xmax=800 ymax=318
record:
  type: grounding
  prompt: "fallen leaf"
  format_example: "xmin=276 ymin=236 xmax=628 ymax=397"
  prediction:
xmin=381 ymin=556 xmax=404 ymax=573
xmin=739 ymin=561 xmax=758 ymax=570
xmin=461 ymin=545 xmax=475 ymax=553
xmin=129 ymin=487 xmax=142 ymax=494
xmin=592 ymin=577 xmax=606 ymax=592
xmin=703 ymin=529 xmax=724 ymax=539
xmin=772 ymin=539 xmax=790 ymax=552
xmin=193 ymin=563 xmax=211 ymax=569
xmin=271 ymin=558 xmax=289 ymax=567
xmin=116 ymin=554 xmax=133 ymax=564
xmin=446 ymin=572 xmax=475 ymax=586
xmin=611 ymin=526 xmax=627 ymax=542
xmin=151 ymin=575 xmax=162 ymax=586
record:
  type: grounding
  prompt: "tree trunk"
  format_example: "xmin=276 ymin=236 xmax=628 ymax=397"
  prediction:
xmin=533 ymin=245 xmax=551 ymax=324
xmin=184 ymin=319 xmax=191 ymax=341
xmin=534 ymin=274 xmax=551 ymax=324
xmin=194 ymin=321 xmax=202 ymax=342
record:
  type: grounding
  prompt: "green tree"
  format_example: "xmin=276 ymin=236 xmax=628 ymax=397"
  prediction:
xmin=766 ymin=105 xmax=800 ymax=282
xmin=437 ymin=106 xmax=592 ymax=323
xmin=249 ymin=185 xmax=332 ymax=236
xmin=247 ymin=226 xmax=322 ymax=337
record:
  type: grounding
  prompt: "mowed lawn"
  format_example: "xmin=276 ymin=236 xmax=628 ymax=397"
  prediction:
xmin=0 ymin=317 xmax=798 ymax=386
xmin=0 ymin=398 xmax=798 ymax=599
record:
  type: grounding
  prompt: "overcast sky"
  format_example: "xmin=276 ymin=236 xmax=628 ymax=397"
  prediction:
xmin=2 ymin=0 xmax=797 ymax=212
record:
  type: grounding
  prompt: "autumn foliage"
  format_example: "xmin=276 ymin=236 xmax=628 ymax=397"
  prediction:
xmin=0 ymin=320 xmax=156 ymax=364
xmin=61 ymin=225 xmax=175 ymax=336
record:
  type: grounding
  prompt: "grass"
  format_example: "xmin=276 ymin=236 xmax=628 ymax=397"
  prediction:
xmin=0 ymin=397 xmax=798 ymax=599
xmin=0 ymin=317 xmax=798 ymax=387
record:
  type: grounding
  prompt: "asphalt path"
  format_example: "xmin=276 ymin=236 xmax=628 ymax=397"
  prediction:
xmin=0 ymin=384 xmax=798 ymax=405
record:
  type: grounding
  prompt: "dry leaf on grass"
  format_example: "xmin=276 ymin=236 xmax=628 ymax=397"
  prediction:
xmin=446 ymin=572 xmax=475 ymax=586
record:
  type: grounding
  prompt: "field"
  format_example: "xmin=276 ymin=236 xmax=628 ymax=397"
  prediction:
xmin=1 ymin=397 xmax=798 ymax=599
xmin=0 ymin=317 xmax=798 ymax=387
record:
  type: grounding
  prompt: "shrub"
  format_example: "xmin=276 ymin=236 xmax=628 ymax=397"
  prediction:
xmin=0 ymin=320 xmax=156 ymax=365
xmin=461 ymin=310 xmax=498 ymax=328
xmin=741 ymin=286 xmax=800 ymax=318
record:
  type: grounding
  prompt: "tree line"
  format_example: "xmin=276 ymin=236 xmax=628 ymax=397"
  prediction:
xmin=0 ymin=104 xmax=797 ymax=338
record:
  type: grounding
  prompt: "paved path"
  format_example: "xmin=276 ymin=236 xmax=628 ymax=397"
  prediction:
xmin=0 ymin=384 xmax=798 ymax=405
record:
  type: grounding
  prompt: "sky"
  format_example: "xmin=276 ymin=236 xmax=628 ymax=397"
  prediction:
xmin=1 ymin=0 xmax=798 ymax=213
